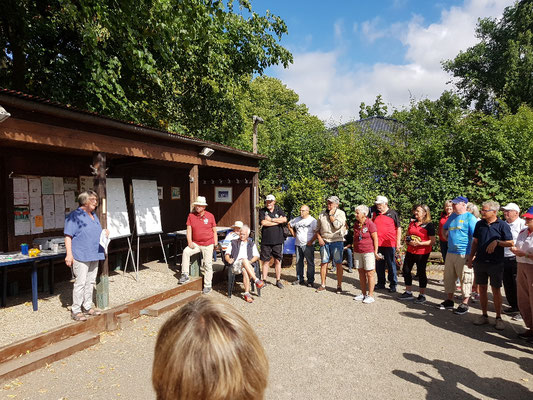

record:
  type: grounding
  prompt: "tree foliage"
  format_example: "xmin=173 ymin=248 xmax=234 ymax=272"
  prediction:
xmin=0 ymin=0 xmax=292 ymax=142
xmin=444 ymin=0 xmax=533 ymax=114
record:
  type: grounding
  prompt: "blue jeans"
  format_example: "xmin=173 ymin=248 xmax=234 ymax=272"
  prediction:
xmin=296 ymin=245 xmax=315 ymax=283
xmin=344 ymin=247 xmax=353 ymax=270
xmin=376 ymin=246 xmax=397 ymax=288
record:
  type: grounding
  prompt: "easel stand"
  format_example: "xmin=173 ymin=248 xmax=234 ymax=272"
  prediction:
xmin=129 ymin=224 xmax=168 ymax=281
xmin=122 ymin=235 xmax=138 ymax=279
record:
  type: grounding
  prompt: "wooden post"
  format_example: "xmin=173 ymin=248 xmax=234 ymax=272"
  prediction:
xmin=93 ymin=152 xmax=109 ymax=309
xmin=252 ymin=115 xmax=263 ymax=154
xmin=253 ymin=172 xmax=259 ymax=239
xmin=189 ymin=165 xmax=199 ymax=208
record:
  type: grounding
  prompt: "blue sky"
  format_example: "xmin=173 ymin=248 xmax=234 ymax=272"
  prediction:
xmin=245 ymin=0 xmax=514 ymax=124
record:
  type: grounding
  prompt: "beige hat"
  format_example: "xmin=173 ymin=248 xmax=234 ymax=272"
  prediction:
xmin=232 ymin=221 xmax=244 ymax=229
xmin=192 ymin=196 xmax=208 ymax=206
xmin=265 ymin=194 xmax=276 ymax=201
xmin=375 ymin=195 xmax=388 ymax=204
xmin=501 ymin=203 xmax=520 ymax=212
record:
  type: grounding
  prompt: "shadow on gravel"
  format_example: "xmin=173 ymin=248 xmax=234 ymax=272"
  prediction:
xmin=399 ymin=308 xmax=533 ymax=354
xmin=393 ymin=353 xmax=532 ymax=399
xmin=485 ymin=350 xmax=533 ymax=375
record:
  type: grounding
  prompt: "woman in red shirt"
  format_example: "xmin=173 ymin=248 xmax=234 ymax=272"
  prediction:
xmin=438 ymin=200 xmax=453 ymax=263
xmin=398 ymin=204 xmax=436 ymax=304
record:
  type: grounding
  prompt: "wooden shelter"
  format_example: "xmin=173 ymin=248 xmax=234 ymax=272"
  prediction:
xmin=0 ymin=88 xmax=263 ymax=282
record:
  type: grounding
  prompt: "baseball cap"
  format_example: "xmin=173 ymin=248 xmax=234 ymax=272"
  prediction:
xmin=501 ymin=203 xmax=520 ymax=212
xmin=522 ymin=206 xmax=533 ymax=219
xmin=327 ymin=196 xmax=340 ymax=204
xmin=265 ymin=194 xmax=276 ymax=201
xmin=375 ymin=195 xmax=388 ymax=204
xmin=232 ymin=221 xmax=244 ymax=229
xmin=452 ymin=196 xmax=468 ymax=204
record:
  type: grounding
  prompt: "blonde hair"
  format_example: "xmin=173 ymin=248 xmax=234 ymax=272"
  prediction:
xmin=467 ymin=202 xmax=481 ymax=218
xmin=414 ymin=204 xmax=432 ymax=224
xmin=152 ymin=297 xmax=269 ymax=400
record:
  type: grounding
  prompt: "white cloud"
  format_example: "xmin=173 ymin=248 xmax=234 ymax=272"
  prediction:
xmin=273 ymin=0 xmax=513 ymax=124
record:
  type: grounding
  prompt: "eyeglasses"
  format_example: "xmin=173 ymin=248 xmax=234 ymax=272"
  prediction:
xmin=480 ymin=209 xmax=496 ymax=213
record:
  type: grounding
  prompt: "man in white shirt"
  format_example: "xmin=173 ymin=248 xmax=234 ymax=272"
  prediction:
xmin=225 ymin=225 xmax=265 ymax=303
xmin=288 ymin=205 xmax=317 ymax=287
xmin=502 ymin=203 xmax=526 ymax=318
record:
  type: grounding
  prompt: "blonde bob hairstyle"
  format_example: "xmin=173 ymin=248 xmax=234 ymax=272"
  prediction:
xmin=414 ymin=204 xmax=432 ymax=224
xmin=152 ymin=297 xmax=269 ymax=400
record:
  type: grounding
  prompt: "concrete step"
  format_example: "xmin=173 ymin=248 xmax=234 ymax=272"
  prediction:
xmin=140 ymin=290 xmax=201 ymax=317
xmin=0 ymin=331 xmax=100 ymax=382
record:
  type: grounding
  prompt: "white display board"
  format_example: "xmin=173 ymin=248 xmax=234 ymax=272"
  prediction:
xmin=106 ymin=178 xmax=131 ymax=239
xmin=131 ymin=179 xmax=162 ymax=235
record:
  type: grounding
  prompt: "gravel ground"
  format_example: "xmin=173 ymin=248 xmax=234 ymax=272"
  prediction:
xmin=2 ymin=261 xmax=533 ymax=400
xmin=0 ymin=260 xmax=208 ymax=347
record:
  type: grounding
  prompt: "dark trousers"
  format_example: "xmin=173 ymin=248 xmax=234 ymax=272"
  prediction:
xmin=440 ymin=241 xmax=448 ymax=263
xmin=503 ymin=256 xmax=519 ymax=310
xmin=376 ymin=246 xmax=397 ymax=288
xmin=296 ymin=245 xmax=315 ymax=283
xmin=403 ymin=252 xmax=429 ymax=288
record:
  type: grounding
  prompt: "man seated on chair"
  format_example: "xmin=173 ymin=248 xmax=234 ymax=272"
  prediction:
xmin=225 ymin=225 xmax=265 ymax=303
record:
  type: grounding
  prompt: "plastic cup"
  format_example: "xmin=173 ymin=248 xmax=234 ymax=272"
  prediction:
xmin=21 ymin=243 xmax=29 ymax=255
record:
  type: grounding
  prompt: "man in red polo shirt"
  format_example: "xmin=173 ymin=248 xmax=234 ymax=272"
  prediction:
xmin=178 ymin=196 xmax=217 ymax=294
xmin=369 ymin=195 xmax=402 ymax=292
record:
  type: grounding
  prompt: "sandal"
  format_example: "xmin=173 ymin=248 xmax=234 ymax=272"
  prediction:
xmin=71 ymin=312 xmax=88 ymax=322
xmin=84 ymin=308 xmax=102 ymax=316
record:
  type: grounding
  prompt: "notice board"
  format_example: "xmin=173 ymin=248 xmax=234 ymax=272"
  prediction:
xmin=131 ymin=179 xmax=162 ymax=235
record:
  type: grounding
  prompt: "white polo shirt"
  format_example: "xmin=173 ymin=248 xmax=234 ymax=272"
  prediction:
xmin=505 ymin=218 xmax=526 ymax=258
xmin=515 ymin=228 xmax=533 ymax=264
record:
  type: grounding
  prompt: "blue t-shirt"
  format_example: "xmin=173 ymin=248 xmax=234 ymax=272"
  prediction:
xmin=442 ymin=212 xmax=477 ymax=255
xmin=64 ymin=208 xmax=105 ymax=262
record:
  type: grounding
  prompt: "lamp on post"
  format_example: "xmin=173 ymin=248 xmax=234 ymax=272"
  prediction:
xmin=0 ymin=105 xmax=11 ymax=123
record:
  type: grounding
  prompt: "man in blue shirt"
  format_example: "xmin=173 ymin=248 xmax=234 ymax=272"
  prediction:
xmin=468 ymin=201 xmax=513 ymax=330
xmin=440 ymin=196 xmax=477 ymax=314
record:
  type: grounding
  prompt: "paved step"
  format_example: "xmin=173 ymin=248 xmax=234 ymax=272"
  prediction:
xmin=0 ymin=332 xmax=100 ymax=382
xmin=140 ymin=290 xmax=201 ymax=317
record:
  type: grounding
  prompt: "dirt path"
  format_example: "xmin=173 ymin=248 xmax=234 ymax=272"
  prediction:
xmin=2 ymin=266 xmax=532 ymax=400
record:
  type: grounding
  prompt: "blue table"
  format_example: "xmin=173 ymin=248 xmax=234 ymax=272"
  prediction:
xmin=0 ymin=251 xmax=66 ymax=311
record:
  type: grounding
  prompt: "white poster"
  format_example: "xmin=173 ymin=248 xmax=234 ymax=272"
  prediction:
xmin=30 ymin=196 xmax=42 ymax=214
xmin=53 ymin=177 xmax=64 ymax=195
xmin=31 ymin=214 xmax=44 ymax=234
xmin=41 ymin=176 xmax=54 ymax=195
xmin=14 ymin=206 xmax=31 ymax=236
xmin=63 ymin=177 xmax=78 ymax=191
xmin=54 ymin=194 xmax=65 ymax=229
xmin=42 ymin=194 xmax=55 ymax=230
xmin=64 ymin=190 xmax=77 ymax=212
xmin=79 ymin=176 xmax=93 ymax=193
xmin=13 ymin=177 xmax=29 ymax=205
xmin=28 ymin=178 xmax=42 ymax=198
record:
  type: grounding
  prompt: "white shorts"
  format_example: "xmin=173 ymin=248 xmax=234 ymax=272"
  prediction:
xmin=354 ymin=252 xmax=375 ymax=271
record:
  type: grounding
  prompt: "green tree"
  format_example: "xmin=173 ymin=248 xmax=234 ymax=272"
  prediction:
xmin=359 ymin=94 xmax=389 ymax=119
xmin=444 ymin=0 xmax=533 ymax=114
xmin=0 ymin=0 xmax=292 ymax=143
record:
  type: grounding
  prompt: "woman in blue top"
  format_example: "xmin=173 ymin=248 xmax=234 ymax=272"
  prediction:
xmin=64 ymin=190 xmax=108 ymax=321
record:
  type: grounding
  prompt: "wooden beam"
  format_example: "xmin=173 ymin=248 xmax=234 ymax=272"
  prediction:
xmin=0 ymin=119 xmax=259 ymax=172
xmin=189 ymin=165 xmax=199 ymax=208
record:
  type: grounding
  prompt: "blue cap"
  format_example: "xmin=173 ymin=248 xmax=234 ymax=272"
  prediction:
xmin=452 ymin=196 xmax=468 ymax=204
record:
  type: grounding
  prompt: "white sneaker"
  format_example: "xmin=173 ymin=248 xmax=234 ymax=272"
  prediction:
xmin=363 ymin=296 xmax=375 ymax=304
xmin=353 ymin=293 xmax=365 ymax=301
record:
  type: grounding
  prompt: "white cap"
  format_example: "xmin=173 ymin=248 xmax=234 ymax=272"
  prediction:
xmin=502 ymin=203 xmax=520 ymax=212
xmin=375 ymin=195 xmax=388 ymax=204
xmin=265 ymin=194 xmax=276 ymax=201
xmin=192 ymin=196 xmax=208 ymax=206
xmin=232 ymin=221 xmax=244 ymax=229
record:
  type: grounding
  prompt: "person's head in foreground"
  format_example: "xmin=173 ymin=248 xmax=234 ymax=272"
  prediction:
xmin=152 ymin=297 xmax=269 ymax=400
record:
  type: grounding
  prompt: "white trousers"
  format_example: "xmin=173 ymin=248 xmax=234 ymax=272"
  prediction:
xmin=182 ymin=244 xmax=214 ymax=287
xmin=72 ymin=259 xmax=99 ymax=314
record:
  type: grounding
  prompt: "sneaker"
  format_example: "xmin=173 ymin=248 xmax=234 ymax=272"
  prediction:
xmin=316 ymin=285 xmax=326 ymax=293
xmin=255 ymin=280 xmax=265 ymax=290
xmin=518 ymin=330 xmax=533 ymax=340
xmin=331 ymin=267 xmax=337 ymax=273
xmin=470 ymin=292 xmax=479 ymax=302
xmin=374 ymin=284 xmax=386 ymax=290
xmin=336 ymin=286 xmax=342 ymax=294
xmin=494 ymin=317 xmax=505 ymax=331
xmin=512 ymin=313 xmax=523 ymax=321
xmin=414 ymin=294 xmax=426 ymax=304
xmin=388 ymin=286 xmax=397 ymax=293
xmin=307 ymin=282 xmax=314 ymax=288
xmin=362 ymin=296 xmax=375 ymax=304
xmin=276 ymin=280 xmax=284 ymax=289
xmin=398 ymin=292 xmax=414 ymax=300
xmin=474 ymin=314 xmax=490 ymax=326
xmin=439 ymin=300 xmax=455 ymax=310
xmin=292 ymin=280 xmax=303 ymax=286
xmin=202 ymin=286 xmax=212 ymax=295
xmin=454 ymin=304 xmax=469 ymax=315
xmin=348 ymin=268 xmax=353 ymax=273
xmin=178 ymin=274 xmax=190 ymax=284
xmin=353 ymin=293 xmax=365 ymax=301
xmin=503 ymin=307 xmax=519 ymax=315
xmin=244 ymin=293 xmax=253 ymax=303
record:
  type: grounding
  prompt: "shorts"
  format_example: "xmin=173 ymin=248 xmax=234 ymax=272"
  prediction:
xmin=354 ymin=252 xmax=375 ymax=271
xmin=260 ymin=243 xmax=283 ymax=261
xmin=474 ymin=260 xmax=504 ymax=288
xmin=320 ymin=241 xmax=344 ymax=264
xmin=232 ymin=259 xmax=244 ymax=274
